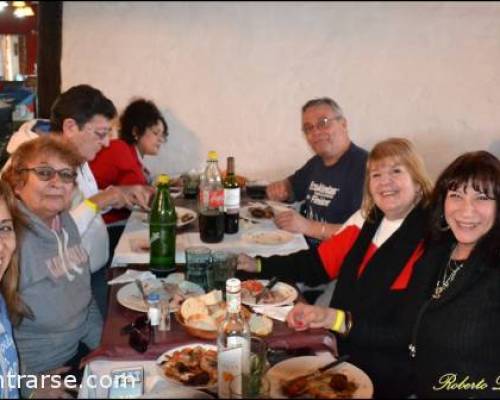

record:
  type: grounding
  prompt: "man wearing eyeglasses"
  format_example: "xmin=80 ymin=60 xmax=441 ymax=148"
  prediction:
xmin=267 ymin=97 xmax=367 ymax=246
xmin=3 ymin=85 xmax=155 ymax=314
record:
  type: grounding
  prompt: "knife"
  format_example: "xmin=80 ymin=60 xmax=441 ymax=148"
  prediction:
xmin=255 ymin=277 xmax=279 ymax=304
xmin=135 ymin=279 xmax=148 ymax=307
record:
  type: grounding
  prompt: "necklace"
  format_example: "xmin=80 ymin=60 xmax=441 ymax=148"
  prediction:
xmin=432 ymin=253 xmax=465 ymax=299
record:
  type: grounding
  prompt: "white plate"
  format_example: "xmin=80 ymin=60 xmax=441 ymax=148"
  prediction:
xmin=155 ymin=343 xmax=218 ymax=390
xmin=141 ymin=206 xmax=197 ymax=228
xmin=266 ymin=355 xmax=374 ymax=399
xmin=241 ymin=279 xmax=298 ymax=307
xmin=242 ymin=230 xmax=294 ymax=245
xmin=116 ymin=277 xmax=205 ymax=313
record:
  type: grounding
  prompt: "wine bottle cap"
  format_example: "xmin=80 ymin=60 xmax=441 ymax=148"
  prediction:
xmin=226 ymin=278 xmax=241 ymax=293
xmin=208 ymin=151 xmax=218 ymax=161
xmin=156 ymin=174 xmax=170 ymax=185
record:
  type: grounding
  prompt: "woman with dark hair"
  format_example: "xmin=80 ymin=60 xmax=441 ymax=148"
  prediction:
xmin=90 ymin=98 xmax=168 ymax=225
xmin=409 ymin=151 xmax=500 ymax=398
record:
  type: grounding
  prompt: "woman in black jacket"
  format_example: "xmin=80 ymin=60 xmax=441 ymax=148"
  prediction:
xmin=409 ymin=151 xmax=500 ymax=398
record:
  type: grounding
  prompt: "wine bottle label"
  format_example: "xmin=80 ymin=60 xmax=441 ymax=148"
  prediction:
xmin=226 ymin=292 xmax=241 ymax=313
xmin=218 ymin=345 xmax=243 ymax=398
xmin=224 ymin=188 xmax=240 ymax=212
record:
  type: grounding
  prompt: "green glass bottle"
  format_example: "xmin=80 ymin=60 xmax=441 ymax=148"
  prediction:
xmin=149 ymin=174 xmax=176 ymax=276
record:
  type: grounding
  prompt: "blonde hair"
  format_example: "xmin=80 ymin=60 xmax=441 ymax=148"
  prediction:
xmin=361 ymin=138 xmax=433 ymax=219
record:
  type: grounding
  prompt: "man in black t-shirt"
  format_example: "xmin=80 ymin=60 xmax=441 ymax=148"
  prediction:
xmin=267 ymin=97 xmax=367 ymax=246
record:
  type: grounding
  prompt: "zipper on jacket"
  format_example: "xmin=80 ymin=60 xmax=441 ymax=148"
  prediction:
xmin=409 ymin=298 xmax=433 ymax=359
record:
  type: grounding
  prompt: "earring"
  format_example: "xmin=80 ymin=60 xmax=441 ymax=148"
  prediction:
xmin=439 ymin=214 xmax=450 ymax=231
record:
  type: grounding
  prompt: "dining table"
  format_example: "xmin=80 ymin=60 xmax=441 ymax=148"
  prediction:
xmin=78 ymin=195 xmax=339 ymax=398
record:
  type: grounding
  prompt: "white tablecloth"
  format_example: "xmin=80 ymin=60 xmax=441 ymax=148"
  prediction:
xmin=111 ymin=210 xmax=309 ymax=267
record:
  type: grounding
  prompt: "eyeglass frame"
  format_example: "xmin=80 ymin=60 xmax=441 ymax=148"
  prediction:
xmin=17 ymin=166 xmax=78 ymax=184
xmin=302 ymin=115 xmax=344 ymax=136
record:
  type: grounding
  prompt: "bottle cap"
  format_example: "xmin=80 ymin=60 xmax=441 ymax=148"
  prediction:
xmin=207 ymin=151 xmax=218 ymax=161
xmin=147 ymin=293 xmax=160 ymax=303
xmin=156 ymin=174 xmax=170 ymax=185
xmin=226 ymin=278 xmax=241 ymax=293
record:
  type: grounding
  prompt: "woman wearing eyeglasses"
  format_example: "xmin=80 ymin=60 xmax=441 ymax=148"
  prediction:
xmin=2 ymin=135 xmax=102 ymax=397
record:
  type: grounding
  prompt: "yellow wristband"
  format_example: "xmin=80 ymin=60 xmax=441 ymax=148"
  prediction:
xmin=84 ymin=198 xmax=100 ymax=213
xmin=331 ymin=309 xmax=345 ymax=332
xmin=255 ymin=258 xmax=262 ymax=273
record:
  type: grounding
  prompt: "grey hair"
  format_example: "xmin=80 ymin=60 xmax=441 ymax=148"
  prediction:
xmin=301 ymin=97 xmax=344 ymax=118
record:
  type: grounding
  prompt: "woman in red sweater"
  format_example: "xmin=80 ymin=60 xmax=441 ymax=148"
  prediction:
xmin=89 ymin=98 xmax=168 ymax=253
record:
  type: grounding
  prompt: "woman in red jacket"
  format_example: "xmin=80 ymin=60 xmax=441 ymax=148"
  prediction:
xmin=89 ymin=98 xmax=168 ymax=253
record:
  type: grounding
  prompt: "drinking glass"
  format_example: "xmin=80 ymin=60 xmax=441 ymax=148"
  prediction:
xmin=211 ymin=251 xmax=237 ymax=292
xmin=230 ymin=375 xmax=271 ymax=399
xmin=182 ymin=171 xmax=200 ymax=199
xmin=185 ymin=246 xmax=211 ymax=291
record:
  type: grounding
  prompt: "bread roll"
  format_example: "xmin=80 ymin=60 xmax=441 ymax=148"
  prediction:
xmin=199 ymin=290 xmax=223 ymax=306
xmin=187 ymin=314 xmax=217 ymax=331
xmin=249 ymin=313 xmax=273 ymax=336
xmin=181 ymin=297 xmax=208 ymax=321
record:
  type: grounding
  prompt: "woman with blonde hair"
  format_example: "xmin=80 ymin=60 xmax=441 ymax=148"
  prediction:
xmin=238 ymin=137 xmax=433 ymax=397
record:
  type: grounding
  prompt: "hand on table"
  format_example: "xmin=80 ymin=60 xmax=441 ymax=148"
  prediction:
xmin=237 ymin=253 xmax=259 ymax=273
xmin=286 ymin=302 xmax=337 ymax=331
xmin=274 ymin=210 xmax=309 ymax=234
xmin=266 ymin=179 xmax=292 ymax=202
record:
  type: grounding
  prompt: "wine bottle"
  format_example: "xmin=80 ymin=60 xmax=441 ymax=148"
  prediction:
xmin=217 ymin=278 xmax=250 ymax=398
xmin=223 ymin=156 xmax=240 ymax=234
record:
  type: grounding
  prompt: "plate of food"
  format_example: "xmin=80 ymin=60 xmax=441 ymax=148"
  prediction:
xmin=242 ymin=205 xmax=275 ymax=220
xmin=141 ymin=206 xmax=197 ymax=228
xmin=156 ymin=343 xmax=218 ymax=389
xmin=116 ymin=275 xmax=205 ymax=313
xmin=242 ymin=230 xmax=294 ymax=246
xmin=241 ymin=279 xmax=298 ymax=307
xmin=266 ymin=355 xmax=373 ymax=399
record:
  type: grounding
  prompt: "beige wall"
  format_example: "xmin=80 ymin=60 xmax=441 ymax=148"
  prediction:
xmin=62 ymin=1 xmax=500 ymax=181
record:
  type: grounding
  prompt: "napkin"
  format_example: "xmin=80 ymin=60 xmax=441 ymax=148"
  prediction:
xmin=107 ymin=269 xmax=156 ymax=285
xmin=251 ymin=305 xmax=293 ymax=322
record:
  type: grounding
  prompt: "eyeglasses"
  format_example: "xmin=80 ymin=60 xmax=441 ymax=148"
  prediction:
xmin=121 ymin=315 xmax=151 ymax=353
xmin=18 ymin=166 xmax=77 ymax=184
xmin=302 ymin=116 xmax=343 ymax=135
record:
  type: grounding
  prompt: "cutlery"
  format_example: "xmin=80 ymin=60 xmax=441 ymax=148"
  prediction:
xmin=135 ymin=279 xmax=148 ymax=306
xmin=255 ymin=276 xmax=279 ymax=304
xmin=283 ymin=354 xmax=351 ymax=397
xmin=240 ymin=216 xmax=259 ymax=224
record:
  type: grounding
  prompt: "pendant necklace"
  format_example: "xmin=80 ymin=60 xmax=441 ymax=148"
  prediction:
xmin=432 ymin=247 xmax=465 ymax=299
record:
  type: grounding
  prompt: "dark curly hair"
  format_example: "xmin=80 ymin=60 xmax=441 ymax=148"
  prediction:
xmin=119 ymin=98 xmax=168 ymax=145
xmin=50 ymin=84 xmax=117 ymax=132
xmin=428 ymin=151 xmax=500 ymax=265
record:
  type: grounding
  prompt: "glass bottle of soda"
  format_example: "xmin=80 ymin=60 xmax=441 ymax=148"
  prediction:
xmin=198 ymin=151 xmax=225 ymax=243
xmin=149 ymin=174 xmax=177 ymax=276
xmin=223 ymin=156 xmax=240 ymax=234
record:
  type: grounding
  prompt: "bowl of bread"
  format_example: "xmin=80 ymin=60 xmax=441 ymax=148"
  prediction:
xmin=176 ymin=290 xmax=252 ymax=339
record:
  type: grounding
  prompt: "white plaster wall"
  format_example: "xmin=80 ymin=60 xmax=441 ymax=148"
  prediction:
xmin=62 ymin=1 xmax=500 ymax=181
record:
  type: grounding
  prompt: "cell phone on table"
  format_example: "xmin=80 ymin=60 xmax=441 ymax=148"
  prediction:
xmin=108 ymin=366 xmax=144 ymax=399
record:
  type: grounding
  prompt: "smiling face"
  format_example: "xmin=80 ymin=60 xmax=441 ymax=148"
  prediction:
xmin=15 ymin=156 xmax=76 ymax=226
xmin=302 ymin=104 xmax=350 ymax=165
xmin=445 ymin=182 xmax=496 ymax=258
xmin=0 ymin=198 xmax=15 ymax=281
xmin=369 ymin=157 xmax=422 ymax=220
xmin=136 ymin=120 xmax=166 ymax=156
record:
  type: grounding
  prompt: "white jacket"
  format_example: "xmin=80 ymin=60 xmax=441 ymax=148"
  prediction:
xmin=4 ymin=120 xmax=109 ymax=273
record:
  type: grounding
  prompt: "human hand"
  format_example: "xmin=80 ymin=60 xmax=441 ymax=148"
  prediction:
xmin=237 ymin=253 xmax=259 ymax=273
xmin=266 ymin=180 xmax=291 ymax=201
xmin=120 ymin=185 xmax=156 ymax=211
xmin=286 ymin=303 xmax=336 ymax=331
xmin=274 ymin=210 xmax=309 ymax=234
xmin=30 ymin=366 xmax=78 ymax=399
xmin=89 ymin=186 xmax=131 ymax=210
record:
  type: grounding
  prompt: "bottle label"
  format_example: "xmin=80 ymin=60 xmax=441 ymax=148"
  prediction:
xmin=200 ymin=188 xmax=224 ymax=209
xmin=224 ymin=188 xmax=240 ymax=212
xmin=148 ymin=307 xmax=161 ymax=326
xmin=218 ymin=338 xmax=245 ymax=398
xmin=226 ymin=292 xmax=241 ymax=314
